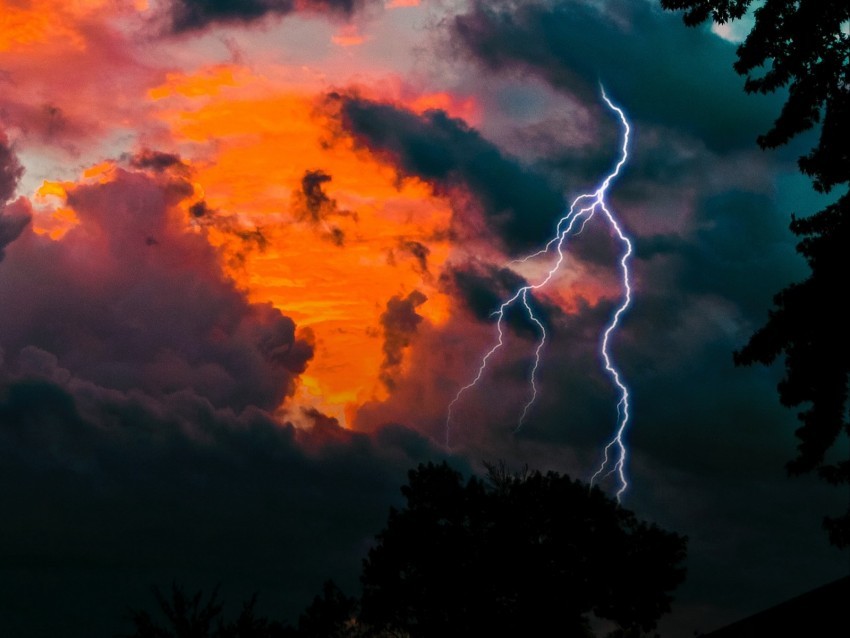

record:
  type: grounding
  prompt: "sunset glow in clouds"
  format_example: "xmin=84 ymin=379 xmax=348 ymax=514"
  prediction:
xmin=3 ymin=2 xmax=847 ymax=636
xmin=3 ymin=1 xmax=469 ymax=426
xmin=2 ymin=0 xmax=609 ymax=431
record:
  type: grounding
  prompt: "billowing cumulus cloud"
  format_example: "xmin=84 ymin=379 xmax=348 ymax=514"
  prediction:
xmin=0 ymin=157 xmax=311 ymax=413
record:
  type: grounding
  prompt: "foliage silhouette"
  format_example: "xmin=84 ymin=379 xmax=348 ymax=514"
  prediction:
xmin=662 ymin=0 xmax=850 ymax=548
xmin=121 ymin=462 xmax=687 ymax=637
xmin=357 ymin=462 xmax=687 ymax=638
xmin=293 ymin=581 xmax=364 ymax=638
xmin=660 ymin=1 xmax=848 ymax=191
xmin=121 ymin=584 xmax=290 ymax=638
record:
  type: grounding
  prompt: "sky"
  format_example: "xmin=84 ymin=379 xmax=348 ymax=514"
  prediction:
xmin=0 ymin=0 xmax=847 ymax=635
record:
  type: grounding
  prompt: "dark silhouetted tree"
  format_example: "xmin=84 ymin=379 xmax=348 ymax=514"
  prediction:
xmin=122 ymin=584 xmax=290 ymax=638
xmin=357 ymin=462 xmax=687 ymax=638
xmin=293 ymin=580 xmax=362 ymax=638
xmin=123 ymin=584 xmax=225 ymax=638
xmin=662 ymin=0 xmax=850 ymax=548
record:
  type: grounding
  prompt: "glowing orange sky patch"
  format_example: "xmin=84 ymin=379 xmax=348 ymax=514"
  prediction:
xmin=0 ymin=0 xmax=122 ymax=52
xmin=33 ymin=180 xmax=79 ymax=239
xmin=385 ymin=0 xmax=420 ymax=7
xmin=148 ymin=66 xmax=242 ymax=101
xmin=82 ymin=160 xmax=118 ymax=183
xmin=331 ymin=24 xmax=368 ymax=47
xmin=0 ymin=2 xmax=84 ymax=51
xmin=149 ymin=66 xmax=454 ymax=425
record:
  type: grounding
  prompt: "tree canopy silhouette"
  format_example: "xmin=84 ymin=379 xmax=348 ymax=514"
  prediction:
xmin=120 ymin=463 xmax=687 ymax=637
xmin=357 ymin=462 xmax=687 ymax=638
xmin=662 ymin=0 xmax=850 ymax=548
xmin=122 ymin=584 xmax=290 ymax=638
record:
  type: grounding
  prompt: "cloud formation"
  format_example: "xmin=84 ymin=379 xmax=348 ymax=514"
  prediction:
xmin=379 ymin=290 xmax=427 ymax=390
xmin=292 ymin=169 xmax=354 ymax=245
xmin=334 ymin=94 xmax=566 ymax=253
xmin=167 ymin=0 xmax=370 ymax=33
xmin=441 ymin=260 xmax=563 ymax=339
xmin=451 ymin=0 xmax=782 ymax=151
xmin=0 ymin=364 xmax=445 ymax=636
xmin=0 ymin=134 xmax=31 ymax=263
xmin=0 ymin=155 xmax=311 ymax=413
xmin=0 ymin=140 xmax=447 ymax=636
xmin=1 ymin=2 xmax=846 ymax=636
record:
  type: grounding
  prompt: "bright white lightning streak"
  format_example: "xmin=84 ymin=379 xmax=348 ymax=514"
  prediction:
xmin=445 ymin=88 xmax=635 ymax=501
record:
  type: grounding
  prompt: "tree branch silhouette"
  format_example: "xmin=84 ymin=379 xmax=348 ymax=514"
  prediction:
xmin=662 ymin=0 xmax=850 ymax=548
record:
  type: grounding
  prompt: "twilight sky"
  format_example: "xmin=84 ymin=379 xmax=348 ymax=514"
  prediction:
xmin=0 ymin=1 xmax=846 ymax=635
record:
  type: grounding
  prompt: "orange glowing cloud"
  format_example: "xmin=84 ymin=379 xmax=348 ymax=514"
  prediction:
xmin=147 ymin=65 xmax=455 ymax=425
xmin=0 ymin=0 xmax=89 ymax=51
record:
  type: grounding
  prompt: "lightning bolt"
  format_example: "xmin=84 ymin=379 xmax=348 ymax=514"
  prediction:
xmin=445 ymin=88 xmax=635 ymax=501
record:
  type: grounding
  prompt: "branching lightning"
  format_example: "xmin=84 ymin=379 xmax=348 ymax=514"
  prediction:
xmin=445 ymin=88 xmax=635 ymax=501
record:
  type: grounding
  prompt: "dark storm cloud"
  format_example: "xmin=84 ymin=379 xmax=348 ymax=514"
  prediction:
xmin=189 ymin=199 xmax=215 ymax=218
xmin=451 ymin=0 xmax=783 ymax=151
xmin=0 ymin=132 xmax=31 ymax=263
xmin=300 ymin=169 xmax=334 ymax=222
xmin=637 ymin=190 xmax=804 ymax=317
xmin=0 ymin=206 xmax=29 ymax=263
xmin=498 ymin=186 xmax=806 ymax=473
xmin=379 ymin=290 xmax=427 ymax=390
xmin=0 ymin=163 xmax=311 ymax=413
xmin=129 ymin=148 xmax=188 ymax=174
xmin=441 ymin=260 xmax=562 ymax=339
xmin=467 ymin=179 xmax=838 ymax=631
xmin=292 ymin=169 xmax=354 ymax=246
xmin=167 ymin=0 xmax=368 ymax=33
xmin=0 ymin=132 xmax=23 ymax=203
xmin=0 ymin=364 xmax=447 ymax=637
xmin=335 ymin=95 xmax=567 ymax=253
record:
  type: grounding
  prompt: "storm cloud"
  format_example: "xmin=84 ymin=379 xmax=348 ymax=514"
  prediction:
xmin=0 ymin=157 xmax=311 ymax=413
xmin=451 ymin=0 xmax=783 ymax=151
xmin=0 ymin=365 xmax=445 ymax=636
xmin=167 ymin=0 xmax=370 ymax=33
xmin=441 ymin=260 xmax=563 ymax=340
xmin=291 ymin=169 xmax=354 ymax=246
xmin=379 ymin=290 xmax=427 ymax=390
xmin=0 ymin=143 xmax=448 ymax=636
xmin=335 ymin=94 xmax=567 ymax=253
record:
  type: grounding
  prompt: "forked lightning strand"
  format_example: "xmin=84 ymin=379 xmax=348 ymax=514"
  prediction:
xmin=446 ymin=88 xmax=635 ymax=501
